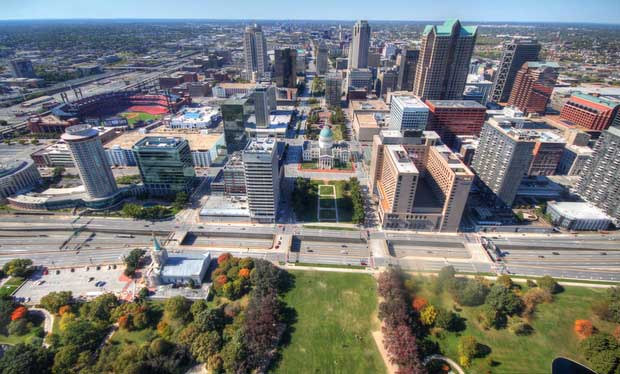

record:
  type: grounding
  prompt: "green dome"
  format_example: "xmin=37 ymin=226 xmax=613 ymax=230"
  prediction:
xmin=319 ymin=126 xmax=333 ymax=138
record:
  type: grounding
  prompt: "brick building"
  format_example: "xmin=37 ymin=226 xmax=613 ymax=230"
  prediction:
xmin=508 ymin=61 xmax=559 ymax=115
xmin=425 ymin=100 xmax=486 ymax=145
xmin=560 ymin=92 xmax=620 ymax=131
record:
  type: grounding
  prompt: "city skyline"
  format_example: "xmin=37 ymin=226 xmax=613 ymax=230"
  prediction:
xmin=1 ymin=0 xmax=620 ymax=24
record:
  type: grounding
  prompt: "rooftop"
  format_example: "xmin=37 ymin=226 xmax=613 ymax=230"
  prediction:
xmin=426 ymin=100 xmax=486 ymax=109
xmin=133 ymin=136 xmax=186 ymax=149
xmin=526 ymin=61 xmax=560 ymax=69
xmin=571 ymin=92 xmax=620 ymax=110
xmin=105 ymin=128 xmax=222 ymax=151
xmin=350 ymin=99 xmax=389 ymax=112
xmin=386 ymin=144 xmax=418 ymax=174
xmin=423 ymin=19 xmax=477 ymax=37
xmin=548 ymin=201 xmax=611 ymax=221
xmin=393 ymin=95 xmax=428 ymax=109
xmin=245 ymin=137 xmax=277 ymax=153
xmin=161 ymin=253 xmax=210 ymax=278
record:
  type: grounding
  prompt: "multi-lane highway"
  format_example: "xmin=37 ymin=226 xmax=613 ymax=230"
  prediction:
xmin=1 ymin=214 xmax=620 ymax=282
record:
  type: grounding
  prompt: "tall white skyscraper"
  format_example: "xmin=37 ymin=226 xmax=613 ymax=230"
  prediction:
xmin=61 ymin=125 xmax=118 ymax=199
xmin=243 ymin=24 xmax=269 ymax=81
xmin=348 ymin=20 xmax=371 ymax=69
xmin=242 ymin=138 xmax=280 ymax=223
xmin=389 ymin=95 xmax=429 ymax=131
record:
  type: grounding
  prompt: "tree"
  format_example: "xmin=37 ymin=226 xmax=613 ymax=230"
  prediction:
xmin=478 ymin=305 xmax=506 ymax=330
xmin=173 ymin=191 xmax=189 ymax=210
xmin=164 ymin=296 xmax=192 ymax=323
xmin=40 ymin=291 xmax=73 ymax=314
xmin=522 ymin=288 xmax=553 ymax=318
xmin=239 ymin=268 xmax=251 ymax=279
xmin=382 ymin=324 xmax=425 ymax=373
xmin=0 ymin=343 xmax=52 ymax=374
xmin=10 ymin=305 xmax=27 ymax=321
xmin=496 ymin=274 xmax=514 ymax=289
xmin=79 ymin=293 xmax=119 ymax=322
xmin=0 ymin=298 xmax=15 ymax=334
xmin=537 ymin=276 xmax=562 ymax=294
xmin=190 ymin=331 xmax=222 ymax=363
xmin=592 ymin=287 xmax=620 ymax=323
xmin=124 ymin=248 xmax=145 ymax=276
xmin=574 ymin=319 xmax=595 ymax=339
xmin=8 ymin=319 xmax=29 ymax=336
xmin=508 ymin=318 xmax=533 ymax=335
xmin=436 ymin=266 xmax=456 ymax=292
xmin=485 ymin=284 xmax=523 ymax=316
xmin=420 ymin=305 xmax=438 ymax=326
xmin=2 ymin=258 xmax=33 ymax=277
xmin=61 ymin=319 xmax=106 ymax=352
xmin=435 ymin=308 xmax=462 ymax=332
xmin=217 ymin=253 xmax=232 ymax=265
xmin=451 ymin=278 xmax=489 ymax=306
xmin=412 ymin=297 xmax=428 ymax=312
xmin=458 ymin=336 xmax=481 ymax=367
xmin=580 ymin=334 xmax=620 ymax=374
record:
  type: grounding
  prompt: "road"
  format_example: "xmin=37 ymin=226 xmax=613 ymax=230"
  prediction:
xmin=1 ymin=214 xmax=619 ymax=282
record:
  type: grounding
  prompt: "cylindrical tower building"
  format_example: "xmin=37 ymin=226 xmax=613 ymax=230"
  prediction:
xmin=61 ymin=124 xmax=118 ymax=199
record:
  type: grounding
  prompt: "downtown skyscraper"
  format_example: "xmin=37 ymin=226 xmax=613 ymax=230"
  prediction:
xmin=348 ymin=20 xmax=371 ymax=69
xmin=243 ymin=24 xmax=269 ymax=81
xmin=490 ymin=38 xmax=541 ymax=103
xmin=413 ymin=19 xmax=477 ymax=100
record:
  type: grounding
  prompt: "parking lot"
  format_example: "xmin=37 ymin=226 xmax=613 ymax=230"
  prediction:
xmin=14 ymin=266 xmax=130 ymax=304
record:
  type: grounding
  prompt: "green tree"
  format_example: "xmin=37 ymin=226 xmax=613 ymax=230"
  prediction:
xmin=458 ymin=335 xmax=481 ymax=367
xmin=452 ymin=278 xmax=489 ymax=306
xmin=173 ymin=191 xmax=189 ymax=210
xmin=537 ymin=276 xmax=562 ymax=294
xmin=2 ymin=258 xmax=33 ymax=277
xmin=485 ymin=284 xmax=523 ymax=316
xmin=0 ymin=343 xmax=52 ymax=374
xmin=190 ymin=331 xmax=223 ymax=363
xmin=79 ymin=293 xmax=119 ymax=322
xmin=164 ymin=296 xmax=192 ymax=323
xmin=496 ymin=274 xmax=514 ymax=289
xmin=40 ymin=291 xmax=73 ymax=314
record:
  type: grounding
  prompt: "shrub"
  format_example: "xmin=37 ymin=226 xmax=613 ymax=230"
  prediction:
xmin=458 ymin=336 xmax=481 ymax=367
xmin=420 ymin=305 xmax=438 ymax=326
xmin=574 ymin=319 xmax=594 ymax=339
xmin=522 ymin=288 xmax=553 ymax=318
xmin=8 ymin=319 xmax=29 ymax=336
xmin=537 ymin=276 xmax=562 ymax=294
xmin=412 ymin=297 xmax=428 ymax=312
xmin=58 ymin=305 xmax=72 ymax=316
xmin=217 ymin=253 xmax=232 ymax=265
xmin=238 ymin=268 xmax=250 ymax=279
xmin=11 ymin=306 xmax=27 ymax=321
xmin=508 ymin=318 xmax=533 ymax=335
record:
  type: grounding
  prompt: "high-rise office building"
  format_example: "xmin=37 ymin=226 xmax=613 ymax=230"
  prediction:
xmin=490 ymin=39 xmax=541 ymax=103
xmin=222 ymin=95 xmax=253 ymax=153
xmin=575 ymin=127 xmax=620 ymax=223
xmin=243 ymin=24 xmax=269 ymax=81
xmin=508 ymin=61 xmax=559 ymax=115
xmin=396 ymin=49 xmax=419 ymax=91
xmin=316 ymin=43 xmax=329 ymax=75
xmin=560 ymin=93 xmax=620 ymax=131
xmin=325 ymin=71 xmax=343 ymax=107
xmin=348 ymin=20 xmax=371 ymax=69
xmin=346 ymin=68 xmax=373 ymax=93
xmin=10 ymin=58 xmax=37 ymax=78
xmin=369 ymin=130 xmax=472 ymax=232
xmin=471 ymin=121 xmax=537 ymax=206
xmin=389 ymin=95 xmax=429 ymax=131
xmin=61 ymin=125 xmax=118 ymax=200
xmin=242 ymin=138 xmax=280 ymax=223
xmin=133 ymin=137 xmax=195 ymax=196
xmin=274 ymin=48 xmax=297 ymax=88
xmin=253 ymin=86 xmax=271 ymax=129
xmin=375 ymin=69 xmax=398 ymax=98
xmin=413 ymin=19 xmax=477 ymax=100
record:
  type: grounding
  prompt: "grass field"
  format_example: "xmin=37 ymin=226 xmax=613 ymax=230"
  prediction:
xmin=110 ymin=327 xmax=158 ymax=346
xmin=414 ymin=276 xmax=617 ymax=373
xmin=273 ymin=271 xmax=385 ymax=374
xmin=120 ymin=112 xmax=161 ymax=126
xmin=0 ymin=277 xmax=24 ymax=297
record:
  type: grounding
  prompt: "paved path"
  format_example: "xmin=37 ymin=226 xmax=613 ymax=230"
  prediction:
xmin=423 ymin=355 xmax=466 ymax=374
xmin=28 ymin=307 xmax=54 ymax=348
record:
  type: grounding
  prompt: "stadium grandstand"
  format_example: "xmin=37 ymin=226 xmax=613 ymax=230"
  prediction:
xmin=51 ymin=90 xmax=190 ymax=120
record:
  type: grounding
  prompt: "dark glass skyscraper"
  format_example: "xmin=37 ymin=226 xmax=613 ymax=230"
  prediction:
xmin=491 ymin=38 xmax=541 ymax=103
xmin=133 ymin=137 xmax=195 ymax=196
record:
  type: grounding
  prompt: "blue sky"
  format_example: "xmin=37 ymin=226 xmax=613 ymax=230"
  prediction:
xmin=2 ymin=0 xmax=619 ymax=24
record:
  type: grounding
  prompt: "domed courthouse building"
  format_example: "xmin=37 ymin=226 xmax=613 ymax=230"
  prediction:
xmin=302 ymin=125 xmax=350 ymax=169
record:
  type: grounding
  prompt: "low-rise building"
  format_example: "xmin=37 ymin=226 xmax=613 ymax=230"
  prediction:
xmin=546 ymin=201 xmax=611 ymax=231
xmin=0 ymin=159 xmax=42 ymax=202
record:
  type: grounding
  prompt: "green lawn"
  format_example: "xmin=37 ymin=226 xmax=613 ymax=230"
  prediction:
xmin=318 ymin=184 xmax=335 ymax=196
xmin=296 ymin=180 xmax=355 ymax=223
xmin=120 ymin=112 xmax=161 ymax=126
xmin=110 ymin=327 xmax=157 ymax=346
xmin=302 ymin=225 xmax=359 ymax=231
xmin=300 ymin=161 xmax=320 ymax=170
xmin=273 ymin=271 xmax=385 ymax=374
xmin=0 ymin=277 xmax=24 ymax=297
xmin=414 ymin=276 xmax=618 ymax=374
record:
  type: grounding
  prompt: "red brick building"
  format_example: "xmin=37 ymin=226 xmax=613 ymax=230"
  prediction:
xmin=508 ymin=61 xmax=559 ymax=115
xmin=560 ymin=92 xmax=619 ymax=131
xmin=28 ymin=115 xmax=79 ymax=134
xmin=425 ymin=100 xmax=486 ymax=145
